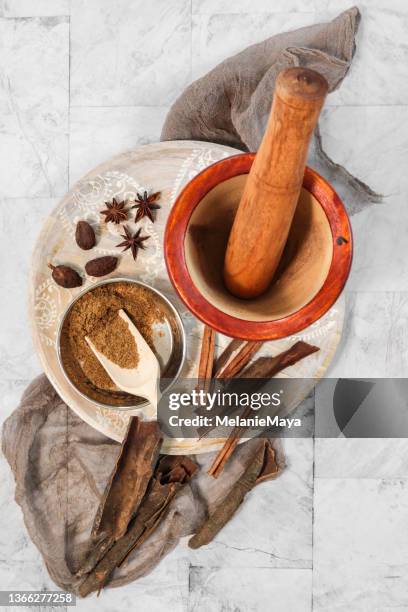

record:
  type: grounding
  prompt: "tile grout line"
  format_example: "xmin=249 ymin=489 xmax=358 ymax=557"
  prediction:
xmin=67 ymin=103 xmax=408 ymax=109
xmin=67 ymin=13 xmax=72 ymax=190
xmin=69 ymin=104 xmax=171 ymax=110
xmin=314 ymin=475 xmax=408 ymax=480
xmin=311 ymin=389 xmax=316 ymax=612
xmin=190 ymin=0 xmax=193 ymax=84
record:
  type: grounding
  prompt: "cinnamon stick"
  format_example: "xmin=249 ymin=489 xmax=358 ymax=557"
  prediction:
xmin=189 ymin=439 xmax=276 ymax=549
xmin=207 ymin=406 xmax=252 ymax=478
xmin=77 ymin=417 xmax=162 ymax=577
xmin=197 ymin=325 xmax=216 ymax=392
xmin=214 ymin=340 xmax=263 ymax=379
xmin=79 ymin=455 xmax=197 ymax=597
xmin=214 ymin=338 xmax=245 ymax=374
xmin=208 ymin=341 xmax=319 ymax=477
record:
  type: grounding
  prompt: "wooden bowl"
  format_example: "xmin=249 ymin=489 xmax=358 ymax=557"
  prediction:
xmin=164 ymin=153 xmax=352 ymax=341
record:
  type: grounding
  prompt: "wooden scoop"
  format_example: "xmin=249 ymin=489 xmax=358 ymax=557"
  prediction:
xmin=86 ymin=309 xmax=160 ymax=418
xmin=224 ymin=67 xmax=328 ymax=299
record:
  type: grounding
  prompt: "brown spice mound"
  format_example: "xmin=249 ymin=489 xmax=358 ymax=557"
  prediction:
xmin=89 ymin=311 xmax=139 ymax=369
xmin=61 ymin=282 xmax=163 ymax=391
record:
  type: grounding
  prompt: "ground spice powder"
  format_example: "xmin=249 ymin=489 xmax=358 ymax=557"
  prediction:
xmin=89 ymin=311 xmax=139 ymax=370
xmin=61 ymin=282 xmax=163 ymax=392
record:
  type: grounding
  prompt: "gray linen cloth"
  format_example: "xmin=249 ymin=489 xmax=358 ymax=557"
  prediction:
xmin=2 ymin=377 xmax=284 ymax=593
xmin=2 ymin=7 xmax=372 ymax=595
xmin=162 ymin=5 xmax=381 ymax=213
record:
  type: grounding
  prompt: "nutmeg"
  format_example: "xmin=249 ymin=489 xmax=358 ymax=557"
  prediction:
xmin=48 ymin=263 xmax=82 ymax=288
xmin=75 ymin=220 xmax=96 ymax=250
xmin=85 ymin=256 xmax=118 ymax=277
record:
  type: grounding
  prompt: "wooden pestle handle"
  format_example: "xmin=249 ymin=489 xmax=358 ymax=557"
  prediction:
xmin=223 ymin=67 xmax=328 ymax=299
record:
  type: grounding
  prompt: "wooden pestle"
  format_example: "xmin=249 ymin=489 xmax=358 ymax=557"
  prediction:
xmin=223 ymin=67 xmax=328 ymax=299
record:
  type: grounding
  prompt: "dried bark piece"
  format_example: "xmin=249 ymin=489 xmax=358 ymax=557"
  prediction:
xmin=79 ymin=455 xmax=198 ymax=597
xmin=240 ymin=341 xmax=319 ymax=378
xmin=117 ymin=456 xmax=197 ymax=567
xmin=208 ymin=341 xmax=319 ymax=477
xmin=76 ymin=533 xmax=114 ymax=579
xmin=197 ymin=338 xmax=259 ymax=437
xmin=77 ymin=418 xmax=162 ymax=577
xmin=256 ymin=440 xmax=279 ymax=484
xmin=93 ymin=417 xmax=162 ymax=541
xmin=214 ymin=341 xmax=263 ymax=379
xmin=189 ymin=439 xmax=271 ymax=549
xmin=214 ymin=338 xmax=245 ymax=374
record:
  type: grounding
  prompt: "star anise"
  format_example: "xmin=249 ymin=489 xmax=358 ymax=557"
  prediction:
xmin=100 ymin=198 xmax=128 ymax=224
xmin=116 ymin=225 xmax=149 ymax=260
xmin=131 ymin=190 xmax=161 ymax=223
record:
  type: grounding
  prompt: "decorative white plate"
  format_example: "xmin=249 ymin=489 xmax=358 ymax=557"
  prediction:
xmin=29 ymin=141 xmax=344 ymax=452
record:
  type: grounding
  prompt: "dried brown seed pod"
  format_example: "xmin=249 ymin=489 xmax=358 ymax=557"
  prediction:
xmin=48 ymin=263 xmax=82 ymax=288
xmin=75 ymin=221 xmax=96 ymax=250
xmin=85 ymin=256 xmax=118 ymax=277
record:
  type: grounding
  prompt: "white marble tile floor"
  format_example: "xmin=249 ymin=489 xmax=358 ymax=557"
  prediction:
xmin=1 ymin=2 xmax=408 ymax=610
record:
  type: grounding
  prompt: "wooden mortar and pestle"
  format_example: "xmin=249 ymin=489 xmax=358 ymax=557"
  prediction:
xmin=165 ymin=67 xmax=352 ymax=340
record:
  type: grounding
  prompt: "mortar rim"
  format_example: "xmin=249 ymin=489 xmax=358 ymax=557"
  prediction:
xmin=164 ymin=152 xmax=352 ymax=340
